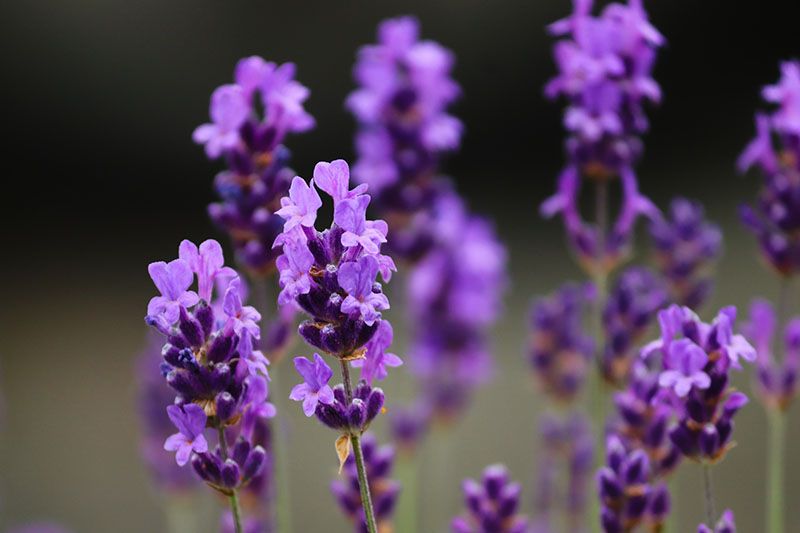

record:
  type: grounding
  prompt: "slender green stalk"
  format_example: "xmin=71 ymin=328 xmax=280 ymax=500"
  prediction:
xmin=766 ymin=410 xmax=786 ymax=533
xmin=340 ymin=360 xmax=379 ymax=533
xmin=702 ymin=465 xmax=716 ymax=527
xmin=218 ymin=425 xmax=244 ymax=533
xmin=395 ymin=456 xmax=419 ymax=533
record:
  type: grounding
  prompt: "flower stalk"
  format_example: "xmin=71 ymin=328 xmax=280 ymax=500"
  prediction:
xmin=217 ymin=426 xmax=244 ymax=533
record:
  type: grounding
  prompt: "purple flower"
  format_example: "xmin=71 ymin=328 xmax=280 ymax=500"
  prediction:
xmin=698 ymin=509 xmax=736 ymax=533
xmin=192 ymin=84 xmax=250 ymax=158
xmin=289 ymin=354 xmax=335 ymax=417
xmin=276 ymin=238 xmax=315 ymax=306
xmin=659 ymin=339 xmax=710 ymax=397
xmin=276 ymin=176 xmax=322 ymax=231
xmin=452 ymin=465 xmax=528 ymax=533
xmin=179 ymin=239 xmax=236 ymax=302
xmin=335 ymin=195 xmax=388 ymax=254
xmin=339 ymin=255 xmax=390 ymax=326
xmin=352 ymin=320 xmax=402 ymax=384
xmin=222 ymin=277 xmax=261 ymax=340
xmin=313 ymin=159 xmax=368 ymax=206
xmin=164 ymin=404 xmax=209 ymax=466
xmin=261 ymin=62 xmax=316 ymax=134
xmin=147 ymin=259 xmax=199 ymax=325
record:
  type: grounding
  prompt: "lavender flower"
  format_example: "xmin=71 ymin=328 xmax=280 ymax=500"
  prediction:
xmin=407 ymin=192 xmax=507 ymax=420
xmin=649 ymin=197 xmax=723 ymax=308
xmin=601 ymin=267 xmax=667 ymax=386
xmin=331 ymin=433 xmax=400 ymax=533
xmin=542 ymin=0 xmax=664 ymax=273
xmin=528 ymin=283 xmax=595 ymax=403
xmin=348 ymin=15 xmax=462 ymax=260
xmin=388 ymin=403 xmax=431 ymax=455
xmin=642 ymin=305 xmax=755 ymax=462
xmin=144 ymin=239 xmax=274 ymax=530
xmin=289 ymin=353 xmax=335 ymax=417
xmin=196 ymin=56 xmax=314 ymax=276
xmin=698 ymin=509 xmax=736 ymax=533
xmin=451 ymin=464 xmax=528 ymax=533
xmin=743 ymin=299 xmax=800 ymax=411
xmin=739 ymin=60 xmax=800 ymax=276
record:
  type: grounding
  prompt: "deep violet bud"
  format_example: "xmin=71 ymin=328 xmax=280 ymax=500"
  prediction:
xmin=649 ymin=198 xmax=722 ymax=308
xmin=452 ymin=464 xmax=528 ymax=533
xmin=602 ymin=267 xmax=667 ymax=385
xmin=196 ymin=57 xmax=314 ymax=277
xmin=643 ymin=304 xmax=755 ymax=462
xmin=331 ymin=433 xmax=400 ymax=533
xmin=739 ymin=61 xmax=800 ymax=276
xmin=743 ymin=299 xmax=800 ymax=411
xmin=528 ymin=283 xmax=595 ymax=402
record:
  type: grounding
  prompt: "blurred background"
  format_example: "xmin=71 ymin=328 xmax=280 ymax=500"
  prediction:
xmin=2 ymin=0 xmax=800 ymax=531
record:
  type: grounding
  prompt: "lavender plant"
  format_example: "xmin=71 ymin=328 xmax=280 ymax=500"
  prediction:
xmin=144 ymin=239 xmax=274 ymax=533
xmin=273 ymin=160 xmax=398 ymax=533
xmin=451 ymin=465 xmax=529 ymax=533
xmin=738 ymin=59 xmax=800 ymax=533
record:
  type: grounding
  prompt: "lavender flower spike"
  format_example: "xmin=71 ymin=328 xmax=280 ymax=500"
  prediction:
xmin=451 ymin=464 xmax=528 ymax=533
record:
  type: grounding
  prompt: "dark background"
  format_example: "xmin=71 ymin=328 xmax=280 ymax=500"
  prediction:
xmin=2 ymin=0 xmax=800 ymax=531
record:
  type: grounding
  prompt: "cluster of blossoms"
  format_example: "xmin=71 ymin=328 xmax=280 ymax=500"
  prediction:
xmin=697 ymin=510 xmax=737 ymax=533
xmin=542 ymin=0 xmax=664 ymax=272
xmin=194 ymin=56 xmax=314 ymax=276
xmin=331 ymin=433 xmax=400 ymax=532
xmin=532 ymin=414 xmax=593 ymax=532
xmin=528 ymin=282 xmax=595 ymax=403
xmin=739 ymin=60 xmax=800 ymax=275
xmin=601 ymin=267 xmax=667 ymax=386
xmin=451 ymin=465 xmax=528 ymax=533
xmin=649 ymin=198 xmax=723 ymax=308
xmin=642 ymin=305 xmax=755 ymax=463
xmin=348 ymin=15 xmax=462 ymax=260
xmin=744 ymin=299 xmax=800 ymax=411
xmin=597 ymin=434 xmax=670 ymax=533
xmin=407 ymin=191 xmax=507 ymax=421
xmin=144 ymin=239 xmax=274 ymax=521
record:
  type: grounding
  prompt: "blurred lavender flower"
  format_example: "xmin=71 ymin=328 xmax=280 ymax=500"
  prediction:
xmin=642 ymin=305 xmax=755 ymax=462
xmin=649 ymin=197 xmax=723 ymax=308
xmin=195 ymin=56 xmax=314 ymax=277
xmin=348 ymin=15 xmax=462 ymax=260
xmin=739 ymin=60 xmax=800 ymax=276
xmin=698 ymin=509 xmax=736 ymax=533
xmin=144 ymin=239 xmax=274 ymax=529
xmin=528 ymin=282 xmax=595 ymax=403
xmin=451 ymin=464 xmax=528 ymax=533
xmin=331 ymin=433 xmax=400 ymax=533
xmin=542 ymin=0 xmax=664 ymax=274
xmin=597 ymin=435 xmax=670 ymax=533
xmin=388 ymin=402 xmax=431 ymax=455
xmin=407 ymin=192 xmax=507 ymax=421
xmin=743 ymin=299 xmax=800 ymax=411
xmin=533 ymin=414 xmax=593 ymax=532
xmin=601 ymin=267 xmax=667 ymax=386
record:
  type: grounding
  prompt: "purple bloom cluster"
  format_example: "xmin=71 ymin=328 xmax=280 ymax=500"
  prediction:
xmin=698 ymin=509 xmax=736 ymax=533
xmin=744 ymin=299 xmax=800 ymax=411
xmin=388 ymin=402 xmax=431 ymax=455
xmin=532 ymin=414 xmax=593 ymax=532
xmin=597 ymin=434 xmax=670 ymax=533
xmin=144 ymin=239 xmax=273 ymax=498
xmin=407 ymin=192 xmax=507 ymax=420
xmin=642 ymin=305 xmax=755 ymax=462
xmin=528 ymin=283 xmax=595 ymax=403
xmin=545 ymin=0 xmax=664 ymax=173
xmin=331 ymin=433 xmax=400 ymax=533
xmin=739 ymin=61 xmax=800 ymax=275
xmin=601 ymin=267 xmax=667 ymax=386
xmin=452 ymin=465 xmax=528 ymax=533
xmin=348 ymin=16 xmax=462 ymax=260
xmin=194 ymin=56 xmax=314 ymax=276
xmin=649 ymin=198 xmax=723 ymax=308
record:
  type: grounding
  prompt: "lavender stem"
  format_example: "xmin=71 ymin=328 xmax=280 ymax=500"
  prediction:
xmin=217 ymin=425 xmax=244 ymax=533
xmin=702 ymin=465 xmax=716 ymax=527
xmin=340 ymin=359 xmax=378 ymax=533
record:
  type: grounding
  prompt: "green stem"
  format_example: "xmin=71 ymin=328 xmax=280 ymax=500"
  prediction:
xmin=340 ymin=360 xmax=378 ymax=533
xmin=702 ymin=465 xmax=716 ymax=527
xmin=395 ymin=455 xmax=419 ymax=533
xmin=218 ymin=425 xmax=244 ymax=533
xmin=767 ymin=410 xmax=786 ymax=533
